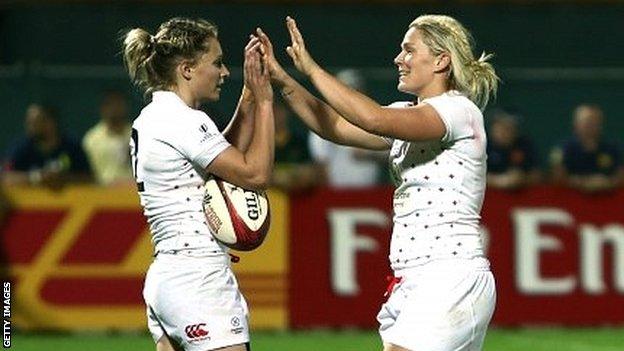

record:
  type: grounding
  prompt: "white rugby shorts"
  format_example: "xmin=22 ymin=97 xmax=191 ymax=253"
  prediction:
xmin=143 ymin=253 xmax=249 ymax=351
xmin=377 ymin=257 xmax=496 ymax=351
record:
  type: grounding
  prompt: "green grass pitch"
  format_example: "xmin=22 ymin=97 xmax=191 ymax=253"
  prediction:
xmin=13 ymin=328 xmax=624 ymax=351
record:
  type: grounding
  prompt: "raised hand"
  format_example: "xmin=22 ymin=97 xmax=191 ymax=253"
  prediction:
xmin=255 ymin=28 xmax=289 ymax=83
xmin=243 ymin=36 xmax=273 ymax=103
xmin=285 ymin=16 xmax=320 ymax=76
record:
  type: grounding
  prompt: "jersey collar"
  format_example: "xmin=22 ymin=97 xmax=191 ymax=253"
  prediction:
xmin=152 ymin=91 xmax=188 ymax=108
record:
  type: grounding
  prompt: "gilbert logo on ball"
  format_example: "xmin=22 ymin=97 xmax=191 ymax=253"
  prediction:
xmin=202 ymin=178 xmax=270 ymax=251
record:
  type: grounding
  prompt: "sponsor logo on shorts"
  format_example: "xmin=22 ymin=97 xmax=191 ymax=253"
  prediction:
xmin=230 ymin=316 xmax=244 ymax=335
xmin=185 ymin=323 xmax=210 ymax=342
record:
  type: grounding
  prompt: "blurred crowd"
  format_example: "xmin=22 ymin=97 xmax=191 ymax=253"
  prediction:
xmin=486 ymin=103 xmax=623 ymax=193
xmin=2 ymin=90 xmax=134 ymax=190
xmin=1 ymin=70 xmax=622 ymax=194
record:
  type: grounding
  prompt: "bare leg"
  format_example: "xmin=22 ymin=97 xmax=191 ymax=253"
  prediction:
xmin=383 ymin=343 xmax=411 ymax=351
xmin=157 ymin=335 xmax=248 ymax=351
xmin=156 ymin=335 xmax=177 ymax=351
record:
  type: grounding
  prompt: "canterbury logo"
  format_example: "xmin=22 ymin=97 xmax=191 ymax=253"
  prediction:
xmin=203 ymin=192 xmax=213 ymax=204
xmin=185 ymin=323 xmax=209 ymax=339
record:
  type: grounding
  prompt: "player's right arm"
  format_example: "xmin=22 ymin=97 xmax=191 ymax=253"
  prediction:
xmin=207 ymin=42 xmax=275 ymax=191
xmin=256 ymin=28 xmax=389 ymax=151
xmin=222 ymin=85 xmax=255 ymax=152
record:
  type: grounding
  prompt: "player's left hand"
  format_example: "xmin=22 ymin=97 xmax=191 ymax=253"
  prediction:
xmin=255 ymin=28 xmax=289 ymax=84
xmin=244 ymin=38 xmax=273 ymax=103
xmin=285 ymin=16 xmax=321 ymax=77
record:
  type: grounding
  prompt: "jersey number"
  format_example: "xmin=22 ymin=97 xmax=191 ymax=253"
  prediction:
xmin=130 ymin=128 xmax=145 ymax=192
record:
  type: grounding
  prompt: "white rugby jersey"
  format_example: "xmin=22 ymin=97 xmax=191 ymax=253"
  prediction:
xmin=130 ymin=91 xmax=230 ymax=256
xmin=386 ymin=90 xmax=488 ymax=270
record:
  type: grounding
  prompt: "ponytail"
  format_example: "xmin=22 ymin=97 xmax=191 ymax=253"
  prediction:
xmin=466 ymin=52 xmax=499 ymax=110
xmin=122 ymin=28 xmax=156 ymax=95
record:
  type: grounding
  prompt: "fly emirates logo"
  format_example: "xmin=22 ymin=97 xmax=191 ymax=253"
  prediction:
xmin=326 ymin=208 xmax=624 ymax=296
xmin=513 ymin=209 xmax=624 ymax=295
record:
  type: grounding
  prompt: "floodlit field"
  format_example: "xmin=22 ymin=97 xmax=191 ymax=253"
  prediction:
xmin=14 ymin=328 xmax=624 ymax=351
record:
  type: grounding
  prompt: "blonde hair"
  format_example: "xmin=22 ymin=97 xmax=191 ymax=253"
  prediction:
xmin=122 ymin=17 xmax=218 ymax=97
xmin=410 ymin=15 xmax=498 ymax=110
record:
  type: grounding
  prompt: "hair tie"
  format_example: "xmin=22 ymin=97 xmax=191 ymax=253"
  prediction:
xmin=149 ymin=35 xmax=157 ymax=51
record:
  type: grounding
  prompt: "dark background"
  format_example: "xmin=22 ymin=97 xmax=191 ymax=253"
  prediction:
xmin=1 ymin=1 xmax=623 ymax=165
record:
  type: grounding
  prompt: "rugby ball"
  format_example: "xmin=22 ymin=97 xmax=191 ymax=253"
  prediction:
xmin=202 ymin=178 xmax=270 ymax=251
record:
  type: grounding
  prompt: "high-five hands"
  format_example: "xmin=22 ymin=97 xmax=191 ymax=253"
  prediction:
xmin=250 ymin=17 xmax=319 ymax=81
xmin=243 ymin=35 xmax=273 ymax=102
xmin=254 ymin=28 xmax=288 ymax=83
xmin=285 ymin=16 xmax=321 ymax=77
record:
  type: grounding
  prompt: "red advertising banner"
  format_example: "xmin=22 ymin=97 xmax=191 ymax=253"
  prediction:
xmin=483 ymin=187 xmax=624 ymax=326
xmin=3 ymin=185 xmax=623 ymax=330
xmin=1 ymin=186 xmax=288 ymax=331
xmin=289 ymin=186 xmax=624 ymax=328
xmin=289 ymin=188 xmax=393 ymax=328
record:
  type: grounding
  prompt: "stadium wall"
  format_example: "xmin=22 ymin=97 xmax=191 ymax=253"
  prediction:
xmin=1 ymin=3 xmax=624 ymax=164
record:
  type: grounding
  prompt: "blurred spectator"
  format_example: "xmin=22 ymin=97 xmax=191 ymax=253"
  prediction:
xmin=550 ymin=103 xmax=624 ymax=192
xmin=272 ymin=102 xmax=323 ymax=192
xmin=486 ymin=110 xmax=540 ymax=189
xmin=308 ymin=69 xmax=387 ymax=188
xmin=2 ymin=103 xmax=92 ymax=189
xmin=83 ymin=90 xmax=133 ymax=186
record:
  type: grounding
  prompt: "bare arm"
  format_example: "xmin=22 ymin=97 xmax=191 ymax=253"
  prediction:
xmin=222 ymin=85 xmax=255 ymax=152
xmin=487 ymin=168 xmax=541 ymax=190
xmin=206 ymin=40 xmax=275 ymax=190
xmin=1 ymin=169 xmax=93 ymax=190
xmin=487 ymin=169 xmax=527 ymax=190
xmin=1 ymin=171 xmax=32 ymax=186
xmin=570 ymin=174 xmax=622 ymax=193
xmin=272 ymin=162 xmax=326 ymax=192
xmin=308 ymin=69 xmax=445 ymax=141
xmin=552 ymin=156 xmax=621 ymax=193
xmin=222 ymin=37 xmax=268 ymax=152
xmin=256 ymin=28 xmax=388 ymax=151
xmin=285 ymin=17 xmax=446 ymax=143
xmin=278 ymin=72 xmax=389 ymax=150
